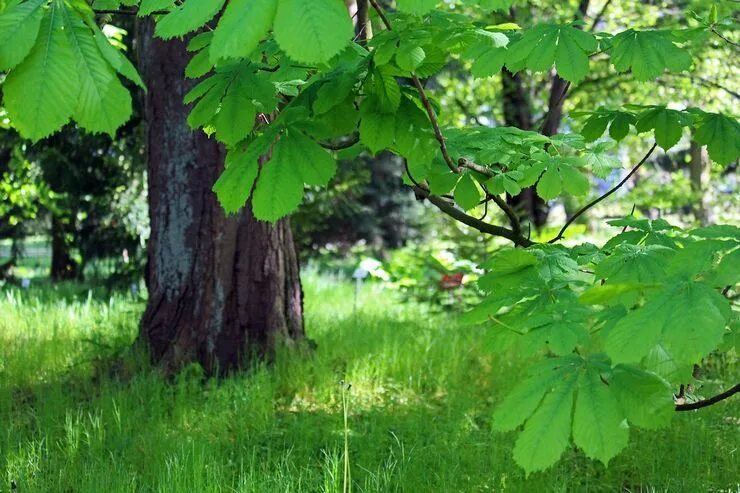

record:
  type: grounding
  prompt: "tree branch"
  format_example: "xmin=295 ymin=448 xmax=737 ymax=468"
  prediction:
xmin=415 ymin=187 xmax=533 ymax=247
xmin=549 ymin=142 xmax=658 ymax=243
xmin=369 ymin=0 xmax=459 ymax=173
xmin=94 ymin=8 xmax=169 ymax=15
xmin=675 ymin=383 xmax=740 ymax=411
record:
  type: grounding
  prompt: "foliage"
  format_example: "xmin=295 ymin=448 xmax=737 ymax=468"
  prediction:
xmin=1 ymin=0 xmax=738 ymax=474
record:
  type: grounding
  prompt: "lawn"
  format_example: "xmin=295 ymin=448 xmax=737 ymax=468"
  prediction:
xmin=1 ymin=273 xmax=737 ymax=492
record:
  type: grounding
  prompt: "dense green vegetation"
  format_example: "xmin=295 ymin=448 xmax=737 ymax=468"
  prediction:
xmin=1 ymin=275 xmax=737 ymax=492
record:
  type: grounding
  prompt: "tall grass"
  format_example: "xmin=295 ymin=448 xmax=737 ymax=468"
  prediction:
xmin=0 ymin=273 xmax=737 ymax=492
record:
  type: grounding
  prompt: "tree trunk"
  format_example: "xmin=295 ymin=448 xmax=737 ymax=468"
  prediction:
xmin=50 ymin=215 xmax=78 ymax=281
xmin=136 ymin=21 xmax=304 ymax=375
xmin=689 ymin=141 xmax=712 ymax=226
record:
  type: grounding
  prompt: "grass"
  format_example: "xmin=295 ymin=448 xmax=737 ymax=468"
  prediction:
xmin=0 ymin=273 xmax=738 ymax=492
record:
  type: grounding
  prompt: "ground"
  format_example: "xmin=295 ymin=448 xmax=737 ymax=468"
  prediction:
xmin=0 ymin=272 xmax=738 ymax=492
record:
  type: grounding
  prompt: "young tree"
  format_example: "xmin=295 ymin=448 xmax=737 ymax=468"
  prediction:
xmin=1 ymin=0 xmax=737 ymax=473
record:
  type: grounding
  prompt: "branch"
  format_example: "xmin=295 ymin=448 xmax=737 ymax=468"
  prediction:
xmin=93 ymin=8 xmax=169 ymax=15
xmin=675 ymin=383 xmax=740 ymax=411
xmin=320 ymin=134 xmax=360 ymax=150
xmin=415 ymin=186 xmax=533 ymax=247
xmin=549 ymin=142 xmax=658 ymax=243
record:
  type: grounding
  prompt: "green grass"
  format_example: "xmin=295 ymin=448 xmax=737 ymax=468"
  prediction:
xmin=1 ymin=273 xmax=738 ymax=492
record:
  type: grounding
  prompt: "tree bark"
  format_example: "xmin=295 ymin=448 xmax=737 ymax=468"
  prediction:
xmin=136 ymin=21 xmax=304 ymax=375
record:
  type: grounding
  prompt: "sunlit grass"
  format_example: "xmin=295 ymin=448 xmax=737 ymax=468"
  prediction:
xmin=0 ymin=273 xmax=738 ymax=492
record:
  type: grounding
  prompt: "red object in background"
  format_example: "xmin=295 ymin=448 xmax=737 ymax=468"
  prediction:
xmin=439 ymin=272 xmax=464 ymax=290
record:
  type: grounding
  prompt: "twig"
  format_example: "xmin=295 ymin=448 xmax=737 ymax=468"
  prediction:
xmin=675 ymin=383 xmax=740 ymax=411
xmin=369 ymin=0 xmax=459 ymax=173
xmin=711 ymin=28 xmax=740 ymax=50
xmin=549 ymin=143 xmax=658 ymax=243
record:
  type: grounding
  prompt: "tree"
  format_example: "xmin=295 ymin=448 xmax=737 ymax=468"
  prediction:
xmin=1 ymin=0 xmax=738 ymax=473
xmin=135 ymin=20 xmax=304 ymax=374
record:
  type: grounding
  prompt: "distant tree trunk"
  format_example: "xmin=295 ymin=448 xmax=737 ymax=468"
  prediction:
xmin=50 ymin=215 xmax=78 ymax=281
xmin=136 ymin=21 xmax=304 ymax=375
xmin=689 ymin=141 xmax=712 ymax=226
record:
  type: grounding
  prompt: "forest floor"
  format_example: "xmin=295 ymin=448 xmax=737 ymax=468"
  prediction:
xmin=0 ymin=273 xmax=738 ymax=492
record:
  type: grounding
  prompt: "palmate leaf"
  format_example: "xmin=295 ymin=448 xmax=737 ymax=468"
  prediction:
xmin=273 ymin=0 xmax=353 ymax=64
xmin=604 ymin=281 xmax=729 ymax=365
xmin=213 ymin=128 xmax=277 ymax=214
xmin=4 ymin=0 xmax=79 ymax=141
xmin=691 ymin=111 xmax=740 ymax=165
xmin=93 ymin=26 xmax=144 ymax=88
xmin=250 ymin=127 xmax=337 ymax=221
xmin=137 ymin=0 xmax=174 ymax=16
xmin=154 ymin=0 xmax=225 ymax=40
xmin=506 ymin=23 xmax=597 ymax=83
xmin=512 ymin=367 xmax=577 ymax=473
xmin=610 ymin=365 xmax=673 ymax=429
xmin=572 ymin=366 xmax=629 ymax=465
xmin=610 ymin=29 xmax=692 ymax=81
xmin=210 ymin=0 xmax=276 ymax=62
xmin=61 ymin=3 xmax=131 ymax=135
xmin=530 ymin=155 xmax=590 ymax=200
xmin=0 ymin=0 xmax=46 ymax=70
xmin=634 ymin=106 xmax=693 ymax=150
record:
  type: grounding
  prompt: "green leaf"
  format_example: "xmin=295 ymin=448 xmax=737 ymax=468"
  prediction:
xmin=513 ymin=371 xmax=577 ymax=473
xmin=215 ymin=86 xmax=256 ymax=146
xmin=154 ymin=0 xmax=226 ymax=40
xmin=635 ymin=106 xmax=691 ymax=150
xmin=61 ymin=4 xmax=131 ymax=135
xmin=0 ymin=0 xmax=45 ymax=70
xmin=359 ymin=101 xmax=395 ymax=154
xmin=492 ymin=363 xmax=565 ymax=432
xmin=604 ymin=281 xmax=729 ymax=365
xmin=93 ymin=27 xmax=144 ymax=88
xmin=368 ymin=65 xmax=401 ymax=113
xmin=507 ymin=24 xmax=597 ymax=83
xmin=4 ymin=0 xmax=79 ymax=141
xmin=210 ymin=0 xmax=276 ymax=62
xmin=610 ymin=365 xmax=673 ymax=429
xmin=185 ymin=47 xmax=213 ymax=78
xmin=454 ymin=173 xmax=481 ymax=211
xmin=396 ymin=0 xmax=437 ymax=15
xmin=610 ymin=30 xmax=692 ymax=81
xmin=585 ymin=144 xmax=622 ymax=179
xmin=138 ymin=0 xmax=173 ymax=16
xmin=273 ymin=0 xmax=353 ymax=64
xmin=252 ymin=136 xmax=307 ymax=222
xmin=213 ymin=133 xmax=275 ymax=213
xmin=285 ymin=129 xmax=337 ymax=186
xmin=395 ymin=42 xmax=426 ymax=72
xmin=572 ymin=367 xmax=629 ymax=465
xmin=536 ymin=167 xmax=561 ymax=200
xmin=609 ymin=112 xmax=635 ymax=141
xmin=692 ymin=112 xmax=740 ymax=165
